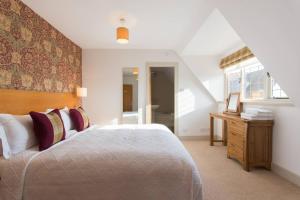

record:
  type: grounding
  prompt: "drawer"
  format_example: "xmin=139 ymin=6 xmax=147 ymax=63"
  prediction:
xmin=228 ymin=130 xmax=244 ymax=149
xmin=228 ymin=143 xmax=244 ymax=162
xmin=229 ymin=120 xmax=245 ymax=131
xmin=228 ymin=120 xmax=245 ymax=133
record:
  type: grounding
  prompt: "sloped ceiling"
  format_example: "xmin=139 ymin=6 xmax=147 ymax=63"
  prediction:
xmin=182 ymin=9 xmax=244 ymax=56
xmin=182 ymin=0 xmax=300 ymax=106
xmin=211 ymin=0 xmax=300 ymax=106
xmin=22 ymin=0 xmax=300 ymax=106
xmin=180 ymin=9 xmax=243 ymax=102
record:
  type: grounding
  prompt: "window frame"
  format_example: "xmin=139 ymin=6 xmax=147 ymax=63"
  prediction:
xmin=224 ymin=58 xmax=291 ymax=105
xmin=270 ymin=78 xmax=289 ymax=99
xmin=225 ymin=67 xmax=242 ymax=96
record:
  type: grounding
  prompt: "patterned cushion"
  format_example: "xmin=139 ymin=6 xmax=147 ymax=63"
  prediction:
xmin=30 ymin=109 xmax=65 ymax=151
xmin=69 ymin=107 xmax=89 ymax=131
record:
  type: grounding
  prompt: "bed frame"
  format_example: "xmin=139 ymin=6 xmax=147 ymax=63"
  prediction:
xmin=0 ymin=89 xmax=80 ymax=115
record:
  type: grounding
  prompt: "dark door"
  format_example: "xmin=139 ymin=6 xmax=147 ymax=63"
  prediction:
xmin=123 ymin=84 xmax=133 ymax=111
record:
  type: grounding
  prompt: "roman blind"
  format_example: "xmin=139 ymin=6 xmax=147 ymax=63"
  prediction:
xmin=220 ymin=47 xmax=254 ymax=69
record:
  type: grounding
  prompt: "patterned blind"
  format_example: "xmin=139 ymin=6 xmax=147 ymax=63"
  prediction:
xmin=220 ymin=47 xmax=254 ymax=69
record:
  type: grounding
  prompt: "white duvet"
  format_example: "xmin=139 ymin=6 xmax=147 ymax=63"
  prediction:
xmin=0 ymin=124 xmax=202 ymax=200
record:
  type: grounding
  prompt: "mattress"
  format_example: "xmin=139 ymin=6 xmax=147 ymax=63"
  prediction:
xmin=0 ymin=124 xmax=202 ymax=200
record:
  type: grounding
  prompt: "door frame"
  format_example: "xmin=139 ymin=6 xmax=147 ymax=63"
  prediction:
xmin=146 ymin=62 xmax=178 ymax=135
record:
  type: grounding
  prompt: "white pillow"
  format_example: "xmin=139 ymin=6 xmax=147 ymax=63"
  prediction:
xmin=46 ymin=107 xmax=74 ymax=131
xmin=0 ymin=124 xmax=11 ymax=159
xmin=0 ymin=114 xmax=37 ymax=155
xmin=60 ymin=109 xmax=75 ymax=131
xmin=66 ymin=129 xmax=78 ymax=139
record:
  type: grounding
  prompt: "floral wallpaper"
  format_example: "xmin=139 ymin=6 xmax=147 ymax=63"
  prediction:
xmin=0 ymin=0 xmax=82 ymax=93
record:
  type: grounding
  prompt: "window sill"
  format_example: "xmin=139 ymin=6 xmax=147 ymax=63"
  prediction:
xmin=241 ymin=99 xmax=293 ymax=106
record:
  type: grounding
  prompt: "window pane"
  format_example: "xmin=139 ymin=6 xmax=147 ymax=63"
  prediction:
xmin=225 ymin=56 xmax=289 ymax=101
xmin=244 ymin=63 xmax=266 ymax=99
xmin=271 ymin=79 xmax=288 ymax=99
xmin=227 ymin=69 xmax=241 ymax=94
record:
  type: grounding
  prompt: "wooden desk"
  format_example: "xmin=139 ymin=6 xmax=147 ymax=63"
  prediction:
xmin=209 ymin=113 xmax=274 ymax=171
xmin=210 ymin=113 xmax=246 ymax=146
xmin=209 ymin=113 xmax=230 ymax=146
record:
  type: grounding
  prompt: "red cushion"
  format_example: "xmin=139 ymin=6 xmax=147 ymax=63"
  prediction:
xmin=30 ymin=109 xmax=65 ymax=151
xmin=69 ymin=107 xmax=89 ymax=131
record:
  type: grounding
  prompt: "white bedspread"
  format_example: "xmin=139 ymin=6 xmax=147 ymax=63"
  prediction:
xmin=0 ymin=124 xmax=202 ymax=200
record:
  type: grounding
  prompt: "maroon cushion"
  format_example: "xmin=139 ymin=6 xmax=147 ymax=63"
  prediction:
xmin=30 ymin=109 xmax=65 ymax=151
xmin=69 ymin=107 xmax=89 ymax=131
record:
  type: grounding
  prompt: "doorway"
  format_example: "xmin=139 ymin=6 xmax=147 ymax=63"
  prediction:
xmin=146 ymin=63 xmax=177 ymax=133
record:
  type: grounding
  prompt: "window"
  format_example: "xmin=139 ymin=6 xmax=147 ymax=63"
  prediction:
xmin=227 ymin=69 xmax=241 ymax=94
xmin=243 ymin=61 xmax=266 ymax=99
xmin=225 ymin=57 xmax=288 ymax=102
xmin=271 ymin=79 xmax=288 ymax=99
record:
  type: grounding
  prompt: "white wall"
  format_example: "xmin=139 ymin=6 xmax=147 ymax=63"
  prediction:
xmin=243 ymin=104 xmax=300 ymax=177
xmin=181 ymin=55 xmax=224 ymax=102
xmin=185 ymin=0 xmax=300 ymax=180
xmin=82 ymin=49 xmax=217 ymax=136
xmin=81 ymin=0 xmax=300 ymax=180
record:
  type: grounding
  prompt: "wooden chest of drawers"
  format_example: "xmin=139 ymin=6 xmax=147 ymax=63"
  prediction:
xmin=227 ymin=118 xmax=273 ymax=171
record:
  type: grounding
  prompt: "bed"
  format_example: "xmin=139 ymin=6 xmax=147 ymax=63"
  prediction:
xmin=0 ymin=124 xmax=202 ymax=200
xmin=0 ymin=89 xmax=202 ymax=200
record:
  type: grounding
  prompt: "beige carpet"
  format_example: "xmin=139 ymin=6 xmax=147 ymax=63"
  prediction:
xmin=182 ymin=140 xmax=300 ymax=200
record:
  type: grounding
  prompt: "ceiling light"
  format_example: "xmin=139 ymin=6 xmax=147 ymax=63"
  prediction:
xmin=116 ymin=18 xmax=129 ymax=44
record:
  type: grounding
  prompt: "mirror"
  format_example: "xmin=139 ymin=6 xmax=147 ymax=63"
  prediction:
xmin=228 ymin=93 xmax=239 ymax=112
xmin=224 ymin=92 xmax=242 ymax=115
xmin=122 ymin=67 xmax=139 ymax=124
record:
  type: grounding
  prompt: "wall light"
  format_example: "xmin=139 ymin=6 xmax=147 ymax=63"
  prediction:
xmin=76 ymin=87 xmax=87 ymax=97
xmin=132 ymin=67 xmax=139 ymax=75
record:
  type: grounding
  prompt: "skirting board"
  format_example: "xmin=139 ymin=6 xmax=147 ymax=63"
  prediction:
xmin=272 ymin=163 xmax=300 ymax=187
xmin=178 ymin=136 xmax=209 ymax=140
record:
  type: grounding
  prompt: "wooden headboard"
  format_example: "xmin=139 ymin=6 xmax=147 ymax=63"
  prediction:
xmin=0 ymin=89 xmax=80 ymax=115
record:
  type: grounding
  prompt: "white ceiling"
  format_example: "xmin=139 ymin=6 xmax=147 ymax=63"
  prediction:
xmin=182 ymin=9 xmax=244 ymax=56
xmin=22 ymin=0 xmax=210 ymax=50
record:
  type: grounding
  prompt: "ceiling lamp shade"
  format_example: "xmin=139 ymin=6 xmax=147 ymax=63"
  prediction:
xmin=116 ymin=27 xmax=129 ymax=44
xmin=116 ymin=18 xmax=129 ymax=44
